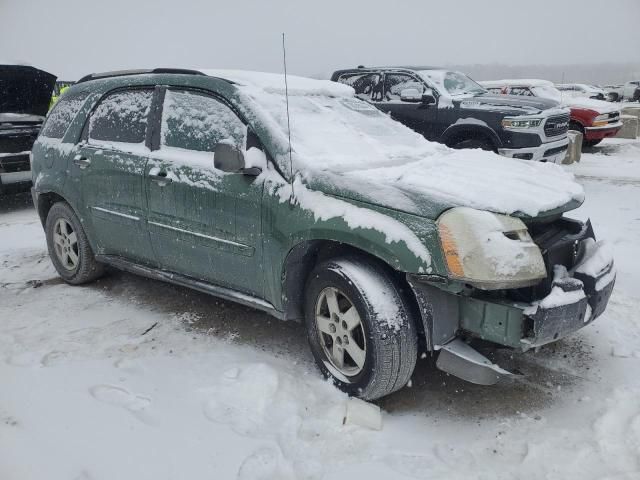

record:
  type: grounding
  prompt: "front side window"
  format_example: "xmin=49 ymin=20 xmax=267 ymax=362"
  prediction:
xmin=161 ymin=90 xmax=246 ymax=152
xmin=88 ymin=89 xmax=153 ymax=144
xmin=41 ymin=90 xmax=90 ymax=139
xmin=383 ymin=74 xmax=424 ymax=102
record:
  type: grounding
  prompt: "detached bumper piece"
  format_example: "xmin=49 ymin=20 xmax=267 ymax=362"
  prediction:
xmin=436 ymin=338 xmax=514 ymax=385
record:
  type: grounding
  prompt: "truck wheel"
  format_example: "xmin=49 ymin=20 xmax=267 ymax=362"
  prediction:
xmin=584 ymin=139 xmax=602 ymax=147
xmin=45 ymin=202 xmax=105 ymax=285
xmin=452 ymin=136 xmax=495 ymax=152
xmin=304 ymin=257 xmax=418 ymax=400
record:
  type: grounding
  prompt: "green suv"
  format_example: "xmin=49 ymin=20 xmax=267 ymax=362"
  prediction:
xmin=31 ymin=69 xmax=615 ymax=400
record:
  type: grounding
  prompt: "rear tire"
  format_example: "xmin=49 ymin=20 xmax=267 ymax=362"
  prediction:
xmin=304 ymin=257 xmax=418 ymax=400
xmin=45 ymin=202 xmax=105 ymax=285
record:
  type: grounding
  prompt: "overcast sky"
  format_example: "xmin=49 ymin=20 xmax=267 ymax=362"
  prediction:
xmin=1 ymin=0 xmax=639 ymax=80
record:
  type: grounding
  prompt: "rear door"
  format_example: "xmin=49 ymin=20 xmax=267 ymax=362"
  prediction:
xmin=75 ymin=88 xmax=156 ymax=264
xmin=145 ymin=88 xmax=265 ymax=296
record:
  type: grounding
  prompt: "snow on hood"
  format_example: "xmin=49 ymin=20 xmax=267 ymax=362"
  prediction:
xmin=205 ymin=70 xmax=584 ymax=219
xmin=561 ymin=96 xmax=620 ymax=114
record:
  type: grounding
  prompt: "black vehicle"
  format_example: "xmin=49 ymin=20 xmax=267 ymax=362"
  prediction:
xmin=331 ymin=66 xmax=571 ymax=162
xmin=0 ymin=65 xmax=56 ymax=195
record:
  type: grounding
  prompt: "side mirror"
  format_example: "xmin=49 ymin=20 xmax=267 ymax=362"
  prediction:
xmin=214 ymin=142 xmax=261 ymax=175
xmin=400 ymin=88 xmax=423 ymax=102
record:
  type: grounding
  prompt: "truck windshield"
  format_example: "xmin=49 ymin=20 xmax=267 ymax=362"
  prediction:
xmin=531 ymin=85 xmax=562 ymax=103
xmin=418 ymin=70 xmax=486 ymax=97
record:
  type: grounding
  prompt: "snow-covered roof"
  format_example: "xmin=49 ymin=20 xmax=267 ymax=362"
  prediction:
xmin=480 ymin=79 xmax=555 ymax=88
xmin=199 ymin=69 xmax=353 ymax=97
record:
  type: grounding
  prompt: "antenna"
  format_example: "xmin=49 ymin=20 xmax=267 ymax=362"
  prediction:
xmin=282 ymin=33 xmax=294 ymax=187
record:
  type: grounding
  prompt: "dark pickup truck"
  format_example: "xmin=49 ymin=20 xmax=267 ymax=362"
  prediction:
xmin=1 ymin=65 xmax=56 ymax=195
xmin=331 ymin=66 xmax=571 ymax=163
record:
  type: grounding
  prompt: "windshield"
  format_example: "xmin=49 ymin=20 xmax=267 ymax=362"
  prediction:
xmin=531 ymin=85 xmax=562 ymax=103
xmin=419 ymin=70 xmax=486 ymax=96
xmin=248 ymin=92 xmax=436 ymax=172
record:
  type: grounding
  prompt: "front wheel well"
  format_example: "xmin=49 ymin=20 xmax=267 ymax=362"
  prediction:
xmin=282 ymin=240 xmax=425 ymax=344
xmin=36 ymin=191 xmax=67 ymax=226
xmin=443 ymin=128 xmax=498 ymax=152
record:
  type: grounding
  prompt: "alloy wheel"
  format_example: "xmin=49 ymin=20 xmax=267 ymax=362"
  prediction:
xmin=52 ymin=218 xmax=79 ymax=270
xmin=315 ymin=287 xmax=367 ymax=376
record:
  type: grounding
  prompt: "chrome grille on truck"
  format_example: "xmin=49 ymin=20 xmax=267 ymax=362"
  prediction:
xmin=544 ymin=114 xmax=570 ymax=138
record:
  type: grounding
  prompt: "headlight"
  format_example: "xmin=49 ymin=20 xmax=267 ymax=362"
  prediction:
xmin=592 ymin=113 xmax=612 ymax=127
xmin=437 ymin=207 xmax=547 ymax=289
xmin=502 ymin=117 xmax=543 ymax=129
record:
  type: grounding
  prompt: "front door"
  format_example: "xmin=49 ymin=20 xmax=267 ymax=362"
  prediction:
xmin=76 ymin=88 xmax=156 ymax=265
xmin=145 ymin=88 xmax=264 ymax=297
xmin=377 ymin=72 xmax=439 ymax=140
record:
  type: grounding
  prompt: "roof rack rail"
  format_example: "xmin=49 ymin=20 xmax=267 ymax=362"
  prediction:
xmin=76 ymin=68 xmax=205 ymax=83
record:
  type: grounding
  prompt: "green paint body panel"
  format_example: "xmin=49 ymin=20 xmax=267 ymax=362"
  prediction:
xmin=459 ymin=296 xmax=527 ymax=349
xmin=30 ymin=71 xmax=585 ymax=351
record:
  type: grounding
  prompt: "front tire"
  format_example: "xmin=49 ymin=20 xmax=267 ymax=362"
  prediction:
xmin=584 ymin=138 xmax=602 ymax=147
xmin=304 ymin=257 xmax=418 ymax=400
xmin=451 ymin=136 xmax=495 ymax=152
xmin=45 ymin=202 xmax=105 ymax=284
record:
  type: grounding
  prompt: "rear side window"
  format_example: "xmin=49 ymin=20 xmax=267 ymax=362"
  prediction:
xmin=338 ymin=73 xmax=384 ymax=101
xmin=88 ymin=89 xmax=153 ymax=144
xmin=40 ymin=90 xmax=90 ymax=139
xmin=160 ymin=89 xmax=246 ymax=152
xmin=508 ymin=87 xmax=534 ymax=97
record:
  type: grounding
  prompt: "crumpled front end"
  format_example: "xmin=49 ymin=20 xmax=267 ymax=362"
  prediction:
xmin=408 ymin=216 xmax=615 ymax=385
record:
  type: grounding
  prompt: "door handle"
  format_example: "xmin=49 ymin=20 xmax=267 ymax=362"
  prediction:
xmin=73 ymin=155 xmax=91 ymax=169
xmin=149 ymin=170 xmax=172 ymax=186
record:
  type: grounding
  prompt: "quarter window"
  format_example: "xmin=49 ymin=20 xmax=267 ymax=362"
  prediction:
xmin=160 ymin=90 xmax=246 ymax=152
xmin=40 ymin=90 xmax=90 ymax=139
xmin=88 ymin=89 xmax=153 ymax=144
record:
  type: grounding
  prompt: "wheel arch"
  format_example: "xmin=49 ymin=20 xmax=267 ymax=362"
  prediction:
xmin=442 ymin=124 xmax=502 ymax=150
xmin=281 ymin=239 xmax=426 ymax=346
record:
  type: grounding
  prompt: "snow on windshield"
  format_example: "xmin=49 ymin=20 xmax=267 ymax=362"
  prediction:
xmin=244 ymin=90 xmax=437 ymax=171
xmin=217 ymin=71 xmax=583 ymax=217
xmin=418 ymin=70 xmax=486 ymax=97
xmin=532 ymin=85 xmax=562 ymax=103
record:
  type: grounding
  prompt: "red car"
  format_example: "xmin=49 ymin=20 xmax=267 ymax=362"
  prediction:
xmin=480 ymin=79 xmax=623 ymax=147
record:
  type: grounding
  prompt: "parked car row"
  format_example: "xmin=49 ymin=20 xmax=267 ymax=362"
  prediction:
xmin=481 ymin=79 xmax=623 ymax=147
xmin=331 ymin=66 xmax=571 ymax=162
xmin=27 ymin=68 xmax=615 ymax=399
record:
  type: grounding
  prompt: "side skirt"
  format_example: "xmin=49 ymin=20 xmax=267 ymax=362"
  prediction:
xmin=96 ymin=254 xmax=285 ymax=320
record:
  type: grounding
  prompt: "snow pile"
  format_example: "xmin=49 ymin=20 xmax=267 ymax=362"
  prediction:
xmin=201 ymin=362 xmax=379 ymax=479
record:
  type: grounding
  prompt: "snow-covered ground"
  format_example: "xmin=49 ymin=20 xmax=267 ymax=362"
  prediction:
xmin=1 ymin=139 xmax=639 ymax=480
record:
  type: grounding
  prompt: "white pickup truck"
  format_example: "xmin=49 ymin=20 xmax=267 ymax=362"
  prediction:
xmin=606 ymin=81 xmax=640 ymax=102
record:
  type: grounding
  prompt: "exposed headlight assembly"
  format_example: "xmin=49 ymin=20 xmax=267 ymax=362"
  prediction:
xmin=501 ymin=117 xmax=542 ymax=129
xmin=437 ymin=207 xmax=547 ymax=289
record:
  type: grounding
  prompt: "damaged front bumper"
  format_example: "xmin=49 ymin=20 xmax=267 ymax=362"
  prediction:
xmin=408 ymin=236 xmax=615 ymax=385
